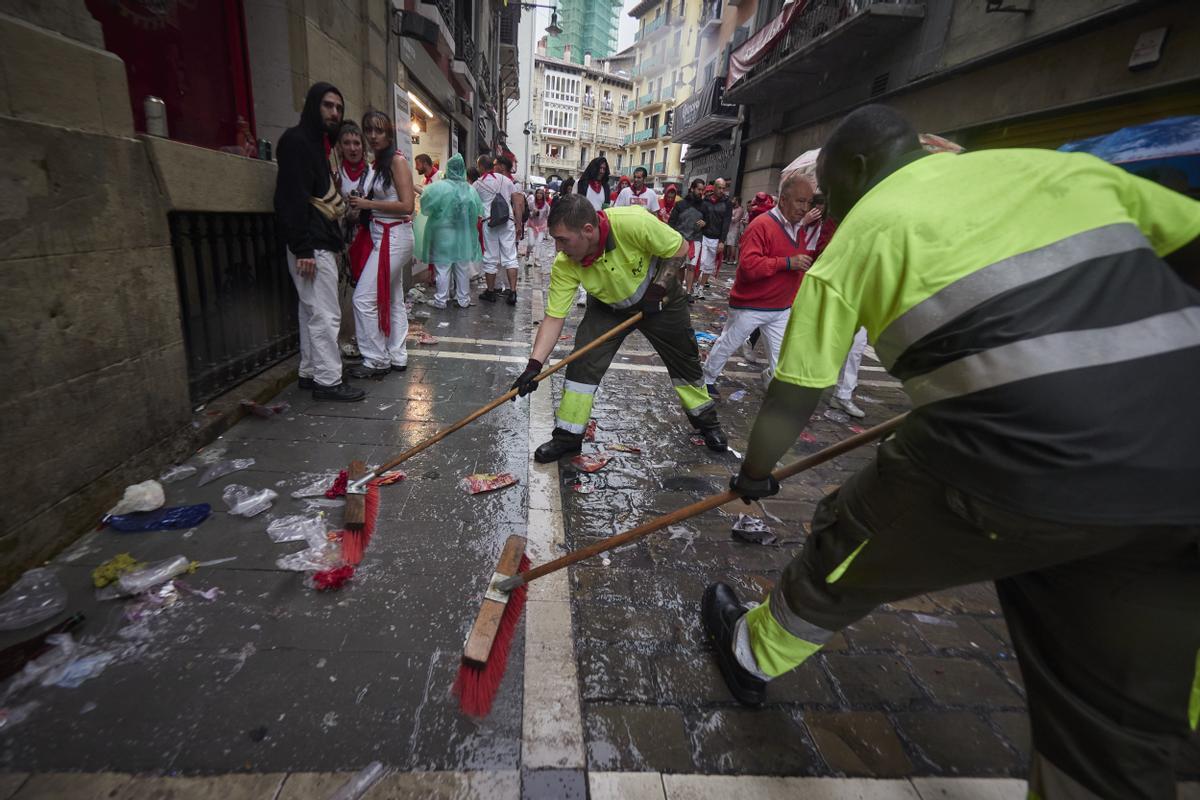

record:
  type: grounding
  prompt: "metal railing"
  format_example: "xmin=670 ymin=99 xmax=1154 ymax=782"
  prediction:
xmin=658 ymin=123 xmax=671 ymax=138
xmin=169 ymin=212 xmax=298 ymax=405
xmin=700 ymin=0 xmax=721 ymax=30
xmin=654 ymin=161 xmax=666 ymax=174
xmin=431 ymin=0 xmax=455 ymax=32
xmin=633 ymin=127 xmax=656 ymax=142
xmin=454 ymin=25 xmax=477 ymax=71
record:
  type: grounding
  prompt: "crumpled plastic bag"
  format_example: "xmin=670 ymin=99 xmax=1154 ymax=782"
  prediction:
xmin=460 ymin=473 xmax=519 ymax=495
xmin=106 ymin=479 xmax=165 ymax=517
xmin=159 ymin=464 xmax=197 ymax=484
xmin=2 ymin=633 xmax=114 ymax=700
xmin=222 ymin=485 xmax=278 ymax=517
xmin=731 ymin=514 xmax=777 ymax=546
xmin=266 ymin=514 xmax=328 ymax=547
xmin=275 ymin=543 xmax=342 ymax=572
xmin=198 ymin=458 xmax=256 ymax=486
xmin=96 ymin=555 xmax=192 ymax=599
xmin=0 ymin=568 xmax=67 ymax=631
xmin=106 ymin=503 xmax=211 ymax=532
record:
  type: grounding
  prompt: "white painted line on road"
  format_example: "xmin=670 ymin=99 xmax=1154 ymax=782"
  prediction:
xmin=520 ymin=265 xmax=586 ymax=771
xmin=662 ymin=775 xmax=922 ymax=799
xmin=589 ymin=772 xmax=667 ymax=800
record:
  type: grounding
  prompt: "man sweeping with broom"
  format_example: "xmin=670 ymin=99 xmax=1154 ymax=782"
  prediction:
xmin=513 ymin=193 xmax=728 ymax=461
xmin=706 ymin=104 xmax=1200 ymax=798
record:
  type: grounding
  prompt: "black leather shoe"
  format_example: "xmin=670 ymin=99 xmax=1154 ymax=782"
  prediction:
xmin=700 ymin=425 xmax=728 ymax=452
xmin=312 ymin=382 xmax=366 ymax=402
xmin=347 ymin=364 xmax=389 ymax=380
xmin=479 ymin=288 xmax=498 ymax=303
xmin=534 ymin=431 xmax=583 ymax=463
xmin=391 ymin=364 xmax=407 ymax=373
xmin=702 ymin=582 xmax=766 ymax=707
xmin=298 ymin=376 xmax=315 ymax=390
xmin=505 ymin=289 xmax=517 ymax=306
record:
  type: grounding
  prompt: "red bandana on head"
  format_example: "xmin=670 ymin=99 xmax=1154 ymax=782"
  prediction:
xmin=579 ymin=211 xmax=610 ymax=267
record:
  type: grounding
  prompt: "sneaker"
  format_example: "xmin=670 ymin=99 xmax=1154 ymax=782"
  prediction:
xmin=456 ymin=301 xmax=471 ymax=309
xmin=391 ymin=364 xmax=407 ymax=373
xmin=687 ymin=295 xmax=696 ymax=305
xmin=298 ymin=375 xmax=316 ymax=390
xmin=505 ymin=289 xmax=518 ymax=306
xmin=740 ymin=340 xmax=758 ymax=365
xmin=346 ymin=364 xmax=390 ymax=380
xmin=479 ymin=289 xmax=498 ymax=303
xmin=341 ymin=341 xmax=362 ymax=360
xmin=312 ymin=382 xmax=366 ymax=402
xmin=706 ymin=383 xmax=721 ymax=400
xmin=533 ymin=429 xmax=584 ymax=463
xmin=430 ymin=301 xmax=447 ymax=310
xmin=700 ymin=425 xmax=728 ymax=452
xmin=701 ymin=583 xmax=766 ymax=707
xmin=830 ymin=395 xmax=866 ymax=419
xmin=696 ymin=289 xmax=707 ymax=300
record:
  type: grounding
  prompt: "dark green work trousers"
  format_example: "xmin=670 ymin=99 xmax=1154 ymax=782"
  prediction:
xmin=777 ymin=438 xmax=1199 ymax=799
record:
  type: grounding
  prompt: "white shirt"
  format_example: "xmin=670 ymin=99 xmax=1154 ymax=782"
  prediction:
xmin=615 ymin=185 xmax=660 ymax=213
xmin=769 ymin=206 xmax=803 ymax=242
xmin=337 ymin=163 xmax=373 ymax=198
xmin=584 ymin=183 xmax=607 ymax=211
xmin=474 ymin=171 xmax=516 ymax=216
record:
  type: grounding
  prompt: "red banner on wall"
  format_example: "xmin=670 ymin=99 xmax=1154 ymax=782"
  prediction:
xmin=725 ymin=0 xmax=808 ymax=91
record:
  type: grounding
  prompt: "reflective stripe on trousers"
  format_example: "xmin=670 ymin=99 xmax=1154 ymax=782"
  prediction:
xmin=556 ymin=379 xmax=598 ymax=434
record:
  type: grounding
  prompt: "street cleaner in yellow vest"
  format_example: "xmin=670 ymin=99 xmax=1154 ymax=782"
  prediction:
xmin=513 ymin=193 xmax=728 ymax=461
xmin=704 ymin=105 xmax=1200 ymax=799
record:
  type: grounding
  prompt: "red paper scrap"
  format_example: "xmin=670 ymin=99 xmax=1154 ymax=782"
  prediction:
xmin=571 ymin=482 xmax=595 ymax=494
xmin=570 ymin=454 xmax=609 ymax=473
xmin=417 ymin=333 xmax=438 ymax=345
xmin=325 ymin=469 xmax=349 ymax=498
xmin=849 ymin=425 xmax=866 ymax=434
xmin=463 ymin=472 xmax=519 ymax=494
xmin=313 ymin=564 xmax=355 ymax=591
xmin=799 ymin=431 xmax=817 ymax=443
xmin=690 ymin=436 xmax=706 ymax=446
xmin=375 ymin=470 xmax=406 ymax=485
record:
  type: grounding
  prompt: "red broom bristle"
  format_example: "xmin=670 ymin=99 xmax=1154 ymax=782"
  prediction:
xmin=454 ymin=554 xmax=531 ymax=718
xmin=342 ymin=481 xmax=381 ymax=565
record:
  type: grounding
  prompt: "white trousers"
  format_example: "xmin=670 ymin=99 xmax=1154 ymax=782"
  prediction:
xmin=702 ymin=307 xmax=790 ymax=386
xmin=353 ymin=220 xmax=412 ymax=369
xmin=698 ymin=236 xmax=720 ymax=276
xmin=835 ymin=327 xmax=869 ymax=401
xmin=482 ymin=220 xmax=518 ymax=272
xmin=528 ymin=226 xmax=553 ymax=269
xmin=287 ymin=248 xmax=342 ymax=387
xmin=434 ymin=263 xmax=471 ymax=307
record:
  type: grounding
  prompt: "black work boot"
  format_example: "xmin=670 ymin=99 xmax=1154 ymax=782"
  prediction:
xmin=505 ymin=288 xmax=517 ymax=306
xmin=298 ymin=375 xmax=316 ymax=390
xmin=479 ymin=288 xmax=498 ymax=302
xmin=701 ymin=582 xmax=766 ymax=707
xmin=346 ymin=364 xmax=389 ymax=380
xmin=312 ymin=381 xmax=366 ymax=402
xmin=534 ymin=428 xmax=584 ymax=463
xmin=700 ymin=424 xmax=728 ymax=452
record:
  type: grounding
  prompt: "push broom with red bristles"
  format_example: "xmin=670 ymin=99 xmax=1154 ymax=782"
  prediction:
xmin=455 ymin=413 xmax=909 ymax=717
xmin=340 ymin=313 xmax=646 ymax=559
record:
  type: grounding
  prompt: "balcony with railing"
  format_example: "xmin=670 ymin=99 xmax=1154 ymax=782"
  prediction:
xmin=658 ymin=123 xmax=671 ymax=139
xmin=633 ymin=127 xmax=657 ymax=143
xmin=654 ymin=161 xmax=666 ymax=175
xmin=724 ymin=0 xmax=925 ymax=105
xmin=452 ymin=23 xmax=478 ymax=87
xmin=700 ymin=0 xmax=721 ymax=33
xmin=635 ymin=13 xmax=668 ymax=42
xmin=637 ymin=92 xmax=656 ymax=109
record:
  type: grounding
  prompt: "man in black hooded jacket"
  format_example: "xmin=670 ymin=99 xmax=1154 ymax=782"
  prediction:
xmin=274 ymin=82 xmax=365 ymax=402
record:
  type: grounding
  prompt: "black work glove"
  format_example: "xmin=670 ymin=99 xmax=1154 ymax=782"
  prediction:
xmin=640 ymin=283 xmax=668 ymax=316
xmin=729 ymin=470 xmax=780 ymax=505
xmin=510 ymin=358 xmax=543 ymax=400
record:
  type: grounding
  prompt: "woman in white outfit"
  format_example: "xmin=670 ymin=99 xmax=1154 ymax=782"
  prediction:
xmin=527 ymin=187 xmax=551 ymax=270
xmin=347 ymin=110 xmax=415 ymax=378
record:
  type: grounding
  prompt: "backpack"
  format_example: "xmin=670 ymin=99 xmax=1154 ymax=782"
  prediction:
xmin=487 ymin=177 xmax=511 ymax=228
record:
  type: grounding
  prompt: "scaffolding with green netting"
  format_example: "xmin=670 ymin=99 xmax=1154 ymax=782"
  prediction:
xmin=545 ymin=0 xmax=622 ymax=64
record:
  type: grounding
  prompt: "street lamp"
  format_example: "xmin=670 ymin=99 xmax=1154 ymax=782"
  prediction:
xmin=519 ymin=3 xmax=563 ymax=37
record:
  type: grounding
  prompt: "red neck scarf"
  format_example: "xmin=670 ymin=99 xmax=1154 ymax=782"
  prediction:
xmin=342 ymin=159 xmax=367 ymax=182
xmin=631 ymin=185 xmax=647 ymax=196
xmin=323 ymin=135 xmax=332 ymax=160
xmin=589 ymin=180 xmax=603 ymax=193
xmin=535 ymin=197 xmax=546 ymax=209
xmin=423 ymin=169 xmax=435 ymax=185
xmin=580 ymin=211 xmax=610 ymax=267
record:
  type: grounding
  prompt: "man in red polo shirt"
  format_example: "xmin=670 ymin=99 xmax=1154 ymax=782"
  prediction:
xmin=702 ymin=172 xmax=834 ymax=397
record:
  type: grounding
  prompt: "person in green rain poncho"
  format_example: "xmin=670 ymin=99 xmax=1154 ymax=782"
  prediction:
xmin=414 ymin=153 xmax=484 ymax=309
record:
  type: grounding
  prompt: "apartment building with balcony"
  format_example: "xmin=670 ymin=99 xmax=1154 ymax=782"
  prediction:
xmin=624 ymin=0 xmax=707 ymax=188
xmin=546 ymin=0 xmax=624 ymax=65
xmin=726 ymin=0 xmax=1200 ymax=198
xmin=528 ymin=45 xmax=637 ymax=182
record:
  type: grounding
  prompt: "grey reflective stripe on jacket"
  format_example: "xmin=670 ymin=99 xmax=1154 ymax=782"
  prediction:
xmin=608 ymin=256 xmax=660 ymax=310
xmin=874 ymin=223 xmax=1152 ymax=370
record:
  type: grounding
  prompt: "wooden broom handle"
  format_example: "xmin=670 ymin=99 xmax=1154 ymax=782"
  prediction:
xmin=369 ymin=312 xmax=645 ymax=478
xmin=500 ymin=413 xmax=908 ymax=589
